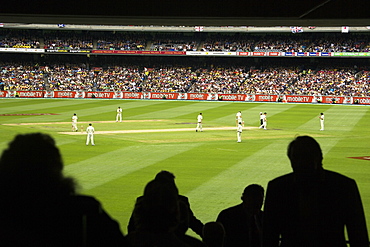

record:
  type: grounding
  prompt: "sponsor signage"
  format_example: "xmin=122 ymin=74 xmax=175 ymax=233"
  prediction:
xmin=255 ymin=94 xmax=278 ymax=102
xmin=285 ymin=95 xmax=313 ymax=103
xmin=333 ymin=52 xmax=370 ymax=57
xmin=252 ymin=52 xmax=266 ymax=56
xmin=17 ymin=91 xmax=44 ymax=98
xmin=0 ymin=48 xmax=44 ymax=53
xmin=352 ymin=97 xmax=370 ymax=105
xmin=54 ymin=91 xmax=77 ymax=98
xmin=321 ymin=96 xmax=345 ymax=104
xmin=0 ymin=91 xmax=8 ymax=97
xmin=92 ymin=50 xmax=186 ymax=55
xmin=1 ymin=90 xmax=370 ymax=105
xmin=85 ymin=92 xmax=115 ymax=99
xmin=187 ymin=93 xmax=208 ymax=100
xmin=218 ymin=94 xmax=246 ymax=101
xmin=46 ymin=49 xmax=91 ymax=53
xmin=122 ymin=92 xmax=142 ymax=99
xmin=148 ymin=92 xmax=179 ymax=100
xmin=237 ymin=52 xmax=250 ymax=56
xmin=309 ymin=52 xmax=319 ymax=56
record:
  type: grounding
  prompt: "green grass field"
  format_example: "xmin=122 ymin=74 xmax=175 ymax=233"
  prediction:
xmin=1 ymin=98 xmax=370 ymax=238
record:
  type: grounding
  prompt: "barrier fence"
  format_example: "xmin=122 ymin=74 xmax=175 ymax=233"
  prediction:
xmin=1 ymin=91 xmax=370 ymax=105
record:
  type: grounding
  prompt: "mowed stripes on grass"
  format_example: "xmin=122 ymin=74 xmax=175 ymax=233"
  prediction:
xmin=0 ymin=98 xmax=370 ymax=237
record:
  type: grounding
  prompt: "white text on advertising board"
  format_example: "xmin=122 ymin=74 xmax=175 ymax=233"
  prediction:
xmin=58 ymin=92 xmax=73 ymax=97
xmin=189 ymin=94 xmax=204 ymax=99
xmin=152 ymin=93 xmax=176 ymax=99
xmin=288 ymin=96 xmax=310 ymax=102
xmin=124 ymin=93 xmax=140 ymax=98
xmin=19 ymin=91 xmax=43 ymax=97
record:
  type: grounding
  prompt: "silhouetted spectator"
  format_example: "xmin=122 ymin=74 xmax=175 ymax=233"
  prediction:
xmin=203 ymin=221 xmax=225 ymax=247
xmin=126 ymin=179 xmax=191 ymax=247
xmin=263 ymin=135 xmax=369 ymax=247
xmin=216 ymin=184 xmax=264 ymax=247
xmin=0 ymin=133 xmax=127 ymax=246
xmin=128 ymin=170 xmax=204 ymax=237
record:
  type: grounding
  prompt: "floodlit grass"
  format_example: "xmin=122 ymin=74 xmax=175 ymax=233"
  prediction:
xmin=1 ymin=98 xmax=370 ymax=237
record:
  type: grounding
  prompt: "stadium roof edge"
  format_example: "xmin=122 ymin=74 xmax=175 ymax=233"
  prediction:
xmin=0 ymin=14 xmax=369 ymax=27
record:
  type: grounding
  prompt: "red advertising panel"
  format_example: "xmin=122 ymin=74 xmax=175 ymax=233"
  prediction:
xmin=284 ymin=95 xmax=314 ymax=103
xmin=17 ymin=91 xmax=44 ymax=98
xmin=85 ymin=92 xmax=115 ymax=99
xmin=352 ymin=97 xmax=370 ymax=105
xmin=91 ymin=50 xmax=186 ymax=55
xmin=218 ymin=94 xmax=247 ymax=101
xmin=252 ymin=52 xmax=267 ymax=56
xmin=187 ymin=93 xmax=208 ymax=100
xmin=237 ymin=52 xmax=250 ymax=56
xmin=54 ymin=91 xmax=77 ymax=98
xmin=147 ymin=92 xmax=180 ymax=100
xmin=321 ymin=96 xmax=346 ymax=104
xmin=122 ymin=92 xmax=142 ymax=99
xmin=0 ymin=91 xmax=8 ymax=97
xmin=255 ymin=94 xmax=279 ymax=102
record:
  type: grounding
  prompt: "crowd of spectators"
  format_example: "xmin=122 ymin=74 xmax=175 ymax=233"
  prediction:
xmin=43 ymin=31 xmax=93 ymax=50
xmin=0 ymin=30 xmax=41 ymax=49
xmin=1 ymin=60 xmax=370 ymax=96
xmin=1 ymin=30 xmax=370 ymax=52
xmin=151 ymin=33 xmax=199 ymax=51
xmin=96 ymin=32 xmax=146 ymax=50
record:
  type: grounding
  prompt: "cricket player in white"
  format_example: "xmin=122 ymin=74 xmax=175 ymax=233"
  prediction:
xmin=259 ymin=112 xmax=264 ymax=126
xmin=237 ymin=122 xmax=243 ymax=142
xmin=196 ymin=113 xmax=203 ymax=132
xmin=236 ymin=111 xmax=242 ymax=126
xmin=71 ymin=113 xmax=78 ymax=132
xmin=259 ymin=112 xmax=267 ymax=129
xmin=86 ymin=123 xmax=95 ymax=146
xmin=319 ymin=112 xmax=325 ymax=130
xmin=116 ymin=106 xmax=122 ymax=122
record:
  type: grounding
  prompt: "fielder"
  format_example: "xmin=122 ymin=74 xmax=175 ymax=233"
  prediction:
xmin=116 ymin=106 xmax=122 ymax=122
xmin=259 ymin=112 xmax=267 ymax=130
xmin=237 ymin=121 xmax=243 ymax=143
xmin=319 ymin=112 xmax=325 ymax=131
xmin=236 ymin=111 xmax=242 ymax=126
xmin=259 ymin=112 xmax=263 ymax=126
xmin=71 ymin=113 xmax=78 ymax=132
xmin=86 ymin=123 xmax=95 ymax=146
xmin=196 ymin=113 xmax=203 ymax=132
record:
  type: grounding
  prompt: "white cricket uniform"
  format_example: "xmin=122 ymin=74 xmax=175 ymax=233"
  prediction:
xmin=72 ymin=115 xmax=78 ymax=131
xmin=320 ymin=114 xmax=325 ymax=130
xmin=259 ymin=114 xmax=267 ymax=129
xmin=237 ymin=123 xmax=243 ymax=142
xmin=116 ymin=108 xmax=122 ymax=122
xmin=86 ymin=125 xmax=95 ymax=145
xmin=196 ymin=114 xmax=203 ymax=132
xmin=259 ymin=113 xmax=264 ymax=126
xmin=236 ymin=112 xmax=242 ymax=122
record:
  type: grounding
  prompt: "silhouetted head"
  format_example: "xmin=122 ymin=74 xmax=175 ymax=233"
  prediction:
xmin=0 ymin=133 xmax=63 ymax=175
xmin=241 ymin=184 xmax=264 ymax=215
xmin=0 ymin=133 xmax=76 ymax=196
xmin=155 ymin=170 xmax=175 ymax=182
xmin=287 ymin=136 xmax=323 ymax=174
xmin=135 ymin=179 xmax=180 ymax=233
xmin=154 ymin=170 xmax=178 ymax=194
xmin=203 ymin=221 xmax=225 ymax=247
